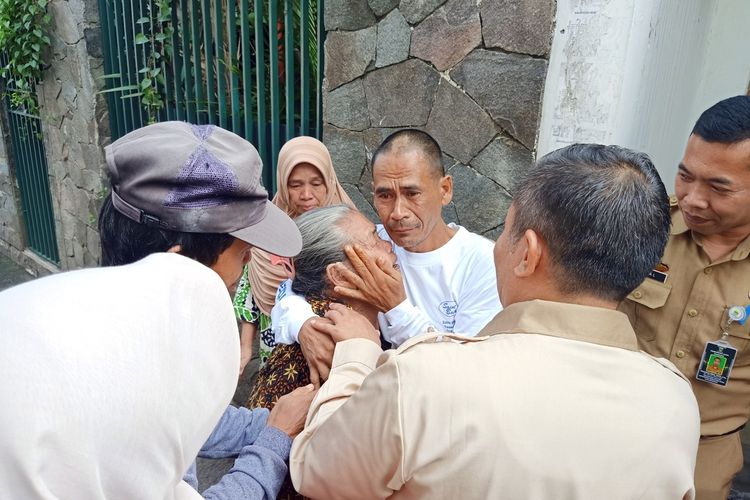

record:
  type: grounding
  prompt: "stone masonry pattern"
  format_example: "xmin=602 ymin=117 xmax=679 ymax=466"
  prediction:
xmin=0 ymin=0 xmax=108 ymax=273
xmin=323 ymin=0 xmax=555 ymax=239
xmin=0 ymin=121 xmax=26 ymax=265
xmin=39 ymin=0 xmax=108 ymax=271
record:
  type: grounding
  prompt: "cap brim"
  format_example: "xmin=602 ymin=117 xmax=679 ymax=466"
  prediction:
xmin=230 ymin=201 xmax=302 ymax=257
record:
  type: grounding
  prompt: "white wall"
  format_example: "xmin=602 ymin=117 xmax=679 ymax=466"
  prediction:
xmin=537 ymin=0 xmax=750 ymax=188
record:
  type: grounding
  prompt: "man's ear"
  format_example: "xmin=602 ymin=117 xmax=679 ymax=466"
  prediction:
xmin=440 ymin=174 xmax=453 ymax=206
xmin=167 ymin=245 xmax=182 ymax=254
xmin=513 ymin=229 xmax=543 ymax=277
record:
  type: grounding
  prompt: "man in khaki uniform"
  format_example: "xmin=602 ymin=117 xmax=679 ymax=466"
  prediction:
xmin=620 ymin=95 xmax=750 ymax=499
xmin=290 ymin=144 xmax=700 ymax=499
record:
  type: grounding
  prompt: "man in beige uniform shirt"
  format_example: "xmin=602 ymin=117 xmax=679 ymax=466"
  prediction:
xmin=291 ymin=144 xmax=700 ymax=499
xmin=620 ymin=95 xmax=750 ymax=499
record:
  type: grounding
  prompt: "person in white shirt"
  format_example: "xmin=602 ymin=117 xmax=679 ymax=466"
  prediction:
xmin=272 ymin=129 xmax=501 ymax=385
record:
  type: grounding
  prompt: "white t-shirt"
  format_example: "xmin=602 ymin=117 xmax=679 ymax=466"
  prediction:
xmin=272 ymin=223 xmax=502 ymax=347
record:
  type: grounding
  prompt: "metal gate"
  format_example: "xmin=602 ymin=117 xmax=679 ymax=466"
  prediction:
xmin=98 ymin=0 xmax=324 ymax=193
xmin=1 ymin=73 xmax=60 ymax=264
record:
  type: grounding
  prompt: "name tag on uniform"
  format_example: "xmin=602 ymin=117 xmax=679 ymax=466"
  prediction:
xmin=696 ymin=340 xmax=737 ymax=386
xmin=647 ymin=262 xmax=669 ymax=283
xmin=647 ymin=269 xmax=668 ymax=283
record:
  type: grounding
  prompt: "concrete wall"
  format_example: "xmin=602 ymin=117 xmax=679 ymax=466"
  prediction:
xmin=538 ymin=0 xmax=750 ymax=187
xmin=321 ymin=0 xmax=556 ymax=239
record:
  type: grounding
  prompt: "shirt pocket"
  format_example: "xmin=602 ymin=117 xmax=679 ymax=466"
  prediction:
xmin=624 ymin=279 xmax=673 ymax=341
xmin=722 ymin=308 xmax=750 ymax=356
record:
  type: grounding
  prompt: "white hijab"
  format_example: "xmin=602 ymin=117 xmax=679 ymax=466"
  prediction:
xmin=0 ymin=253 xmax=239 ymax=499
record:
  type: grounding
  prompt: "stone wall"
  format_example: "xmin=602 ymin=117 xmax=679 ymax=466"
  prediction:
xmin=38 ymin=0 xmax=107 ymax=271
xmin=0 ymin=0 xmax=107 ymax=273
xmin=0 ymin=117 xmax=27 ymax=267
xmin=322 ymin=0 xmax=555 ymax=238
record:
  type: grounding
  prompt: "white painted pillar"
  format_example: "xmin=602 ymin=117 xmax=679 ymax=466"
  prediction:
xmin=537 ymin=0 xmax=750 ymax=187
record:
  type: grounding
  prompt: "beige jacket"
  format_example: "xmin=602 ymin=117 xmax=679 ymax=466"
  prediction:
xmin=291 ymin=300 xmax=700 ymax=500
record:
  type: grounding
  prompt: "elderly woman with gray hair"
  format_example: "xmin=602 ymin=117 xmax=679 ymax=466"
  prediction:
xmin=247 ymin=204 xmax=396 ymax=498
xmin=248 ymin=204 xmax=396 ymax=411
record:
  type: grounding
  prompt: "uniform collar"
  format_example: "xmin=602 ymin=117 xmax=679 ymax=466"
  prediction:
xmin=735 ymin=236 xmax=750 ymax=260
xmin=479 ymin=300 xmax=639 ymax=352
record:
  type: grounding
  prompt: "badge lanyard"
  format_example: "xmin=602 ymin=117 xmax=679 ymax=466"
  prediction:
xmin=696 ymin=306 xmax=748 ymax=386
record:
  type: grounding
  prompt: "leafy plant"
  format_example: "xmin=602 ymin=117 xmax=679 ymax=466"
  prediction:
xmin=101 ymin=0 xmax=321 ymax=139
xmin=0 ymin=0 xmax=51 ymax=114
xmin=101 ymin=0 xmax=173 ymax=123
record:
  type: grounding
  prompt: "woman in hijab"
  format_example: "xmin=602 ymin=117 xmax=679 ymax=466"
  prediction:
xmin=234 ymin=136 xmax=354 ymax=370
xmin=0 ymin=253 xmax=300 ymax=499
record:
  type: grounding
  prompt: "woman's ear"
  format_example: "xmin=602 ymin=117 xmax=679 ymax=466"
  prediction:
xmin=326 ymin=263 xmax=346 ymax=287
xmin=166 ymin=245 xmax=183 ymax=254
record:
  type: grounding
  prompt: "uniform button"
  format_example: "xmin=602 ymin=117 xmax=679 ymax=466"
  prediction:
xmin=676 ymin=350 xmax=686 ymax=358
xmin=688 ymin=309 xmax=698 ymax=317
xmin=704 ymin=267 xmax=712 ymax=275
xmin=633 ymin=290 xmax=643 ymax=299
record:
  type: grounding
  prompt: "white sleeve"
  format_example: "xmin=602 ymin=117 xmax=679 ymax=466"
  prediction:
xmin=451 ymin=250 xmax=502 ymax=335
xmin=380 ymin=300 xmax=436 ymax=347
xmin=270 ymin=280 xmax=316 ymax=345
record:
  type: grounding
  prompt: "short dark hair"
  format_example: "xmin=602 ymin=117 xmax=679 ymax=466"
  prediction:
xmin=692 ymin=95 xmax=750 ymax=144
xmin=371 ymin=129 xmax=444 ymax=177
xmin=98 ymin=194 xmax=235 ymax=267
xmin=291 ymin=205 xmax=353 ymax=297
xmin=511 ymin=144 xmax=670 ymax=302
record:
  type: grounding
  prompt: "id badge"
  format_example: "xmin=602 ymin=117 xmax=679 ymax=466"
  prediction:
xmin=696 ymin=340 xmax=737 ymax=386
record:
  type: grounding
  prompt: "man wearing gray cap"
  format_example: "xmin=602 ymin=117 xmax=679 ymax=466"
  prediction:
xmin=101 ymin=121 xmax=301 ymax=284
xmin=0 ymin=122 xmax=313 ymax=499
xmin=99 ymin=121 xmax=317 ymax=498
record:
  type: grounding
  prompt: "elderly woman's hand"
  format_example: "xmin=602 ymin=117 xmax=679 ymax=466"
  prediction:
xmin=298 ymin=318 xmax=336 ymax=388
xmin=311 ymin=303 xmax=381 ymax=345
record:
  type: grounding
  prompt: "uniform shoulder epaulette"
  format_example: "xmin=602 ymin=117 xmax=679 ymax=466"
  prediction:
xmin=641 ymin=351 xmax=690 ymax=383
xmin=392 ymin=330 xmax=492 ymax=356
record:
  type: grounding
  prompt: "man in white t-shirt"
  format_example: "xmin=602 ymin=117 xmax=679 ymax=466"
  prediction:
xmin=272 ymin=129 xmax=501 ymax=384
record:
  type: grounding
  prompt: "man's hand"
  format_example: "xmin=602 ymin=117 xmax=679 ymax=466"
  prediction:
xmin=311 ymin=303 xmax=380 ymax=345
xmin=267 ymin=384 xmax=317 ymax=437
xmin=331 ymin=244 xmax=406 ymax=312
xmin=298 ymin=318 xmax=336 ymax=388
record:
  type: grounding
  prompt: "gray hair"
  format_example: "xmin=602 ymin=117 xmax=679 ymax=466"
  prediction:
xmin=511 ymin=143 xmax=671 ymax=302
xmin=291 ymin=205 xmax=356 ymax=297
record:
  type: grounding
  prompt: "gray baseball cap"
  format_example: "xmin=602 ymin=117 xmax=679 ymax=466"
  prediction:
xmin=104 ymin=121 xmax=302 ymax=257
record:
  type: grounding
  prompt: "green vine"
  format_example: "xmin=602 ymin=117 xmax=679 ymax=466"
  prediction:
xmin=0 ymin=0 xmax=51 ymax=114
xmin=102 ymin=0 xmax=173 ymax=123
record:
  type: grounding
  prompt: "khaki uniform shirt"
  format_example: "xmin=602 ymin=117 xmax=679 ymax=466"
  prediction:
xmin=291 ymin=300 xmax=700 ymax=500
xmin=620 ymin=198 xmax=750 ymax=437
